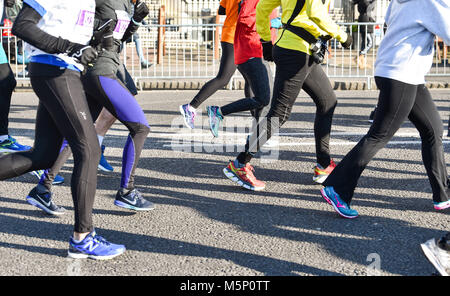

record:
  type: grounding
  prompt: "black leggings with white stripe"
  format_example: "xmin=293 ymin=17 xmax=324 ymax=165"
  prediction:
xmin=0 ymin=63 xmax=100 ymax=233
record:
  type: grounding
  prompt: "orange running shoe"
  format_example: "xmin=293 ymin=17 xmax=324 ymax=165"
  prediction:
xmin=313 ymin=159 xmax=336 ymax=184
xmin=223 ymin=161 xmax=266 ymax=191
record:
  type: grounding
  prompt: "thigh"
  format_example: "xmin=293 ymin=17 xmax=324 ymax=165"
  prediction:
xmin=302 ymin=63 xmax=336 ymax=111
xmin=217 ymin=42 xmax=237 ymax=80
xmin=370 ymin=77 xmax=418 ymax=138
xmin=32 ymin=72 xmax=98 ymax=152
xmin=238 ymin=58 xmax=270 ymax=102
xmin=31 ymin=100 xmax=64 ymax=159
xmin=83 ymin=74 xmax=148 ymax=127
xmin=269 ymin=46 xmax=312 ymax=119
xmin=408 ymin=85 xmax=443 ymax=136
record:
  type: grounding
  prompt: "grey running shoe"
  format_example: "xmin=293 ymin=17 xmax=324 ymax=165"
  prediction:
xmin=114 ymin=188 xmax=155 ymax=211
xmin=26 ymin=187 xmax=66 ymax=216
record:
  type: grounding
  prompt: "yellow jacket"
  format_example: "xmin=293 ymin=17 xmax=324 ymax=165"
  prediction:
xmin=256 ymin=0 xmax=349 ymax=55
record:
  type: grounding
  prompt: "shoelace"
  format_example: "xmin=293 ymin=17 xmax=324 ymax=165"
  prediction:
xmin=93 ymin=235 xmax=110 ymax=246
xmin=242 ymin=164 xmax=257 ymax=182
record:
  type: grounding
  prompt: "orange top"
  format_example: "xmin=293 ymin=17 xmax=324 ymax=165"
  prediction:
xmin=219 ymin=0 xmax=240 ymax=43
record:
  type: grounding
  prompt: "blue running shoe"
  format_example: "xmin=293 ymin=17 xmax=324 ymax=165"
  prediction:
xmin=320 ymin=186 xmax=358 ymax=218
xmin=206 ymin=106 xmax=223 ymax=137
xmin=53 ymin=174 xmax=65 ymax=185
xmin=26 ymin=187 xmax=66 ymax=216
xmin=179 ymin=104 xmax=197 ymax=129
xmin=30 ymin=170 xmax=64 ymax=185
xmin=114 ymin=188 xmax=155 ymax=211
xmin=0 ymin=136 xmax=31 ymax=153
xmin=98 ymin=145 xmax=114 ymax=172
xmin=68 ymin=230 xmax=126 ymax=260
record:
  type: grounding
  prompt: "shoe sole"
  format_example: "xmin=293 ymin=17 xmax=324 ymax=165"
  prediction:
xmin=114 ymin=200 xmax=155 ymax=211
xmin=67 ymin=250 xmax=125 ymax=260
xmin=434 ymin=201 xmax=450 ymax=210
xmin=0 ymin=148 xmax=23 ymax=153
xmin=98 ymin=164 xmax=114 ymax=172
xmin=179 ymin=105 xmax=194 ymax=129
xmin=420 ymin=241 xmax=449 ymax=276
xmin=207 ymin=107 xmax=218 ymax=137
xmin=320 ymin=188 xmax=358 ymax=219
xmin=223 ymin=167 xmax=265 ymax=191
xmin=52 ymin=180 xmax=64 ymax=185
xmin=26 ymin=196 xmax=66 ymax=216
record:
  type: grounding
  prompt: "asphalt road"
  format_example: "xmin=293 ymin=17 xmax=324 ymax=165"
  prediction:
xmin=0 ymin=88 xmax=449 ymax=276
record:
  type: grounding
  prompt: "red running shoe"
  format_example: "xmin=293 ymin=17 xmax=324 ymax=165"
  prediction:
xmin=313 ymin=159 xmax=336 ymax=184
xmin=223 ymin=161 xmax=266 ymax=191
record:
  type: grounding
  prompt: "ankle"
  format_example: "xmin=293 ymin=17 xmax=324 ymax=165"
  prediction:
xmin=73 ymin=232 xmax=89 ymax=242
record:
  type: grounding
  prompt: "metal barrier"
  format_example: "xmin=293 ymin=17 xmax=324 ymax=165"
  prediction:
xmin=2 ymin=23 xmax=449 ymax=88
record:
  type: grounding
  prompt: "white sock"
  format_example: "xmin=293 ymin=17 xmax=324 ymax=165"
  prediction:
xmin=97 ymin=135 xmax=104 ymax=146
xmin=72 ymin=237 xmax=83 ymax=243
xmin=0 ymin=135 xmax=8 ymax=142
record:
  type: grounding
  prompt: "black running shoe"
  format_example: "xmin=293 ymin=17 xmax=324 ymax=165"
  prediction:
xmin=26 ymin=187 xmax=66 ymax=216
xmin=114 ymin=188 xmax=154 ymax=211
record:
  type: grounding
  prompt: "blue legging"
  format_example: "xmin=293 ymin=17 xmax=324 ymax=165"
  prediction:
xmin=84 ymin=74 xmax=150 ymax=189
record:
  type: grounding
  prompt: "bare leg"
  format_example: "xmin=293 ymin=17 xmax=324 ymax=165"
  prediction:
xmin=95 ymin=108 xmax=117 ymax=136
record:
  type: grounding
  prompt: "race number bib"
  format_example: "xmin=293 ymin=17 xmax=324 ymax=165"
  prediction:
xmin=113 ymin=10 xmax=131 ymax=40
xmin=75 ymin=9 xmax=95 ymax=40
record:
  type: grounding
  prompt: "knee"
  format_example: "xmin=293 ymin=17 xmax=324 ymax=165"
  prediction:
xmin=318 ymin=95 xmax=337 ymax=115
xmin=72 ymin=141 xmax=101 ymax=165
xmin=129 ymin=122 xmax=150 ymax=138
xmin=29 ymin=148 xmax=60 ymax=170
xmin=258 ymin=92 xmax=271 ymax=108
xmin=268 ymin=106 xmax=292 ymax=127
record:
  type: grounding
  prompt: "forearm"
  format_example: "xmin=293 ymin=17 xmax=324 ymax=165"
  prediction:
xmin=306 ymin=0 xmax=347 ymax=42
xmin=121 ymin=22 xmax=140 ymax=42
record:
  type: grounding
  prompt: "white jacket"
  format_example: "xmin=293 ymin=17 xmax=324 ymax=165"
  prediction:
xmin=374 ymin=0 xmax=450 ymax=85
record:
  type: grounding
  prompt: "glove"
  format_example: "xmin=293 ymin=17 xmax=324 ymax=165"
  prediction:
xmin=5 ymin=0 xmax=15 ymax=8
xmin=66 ymin=43 xmax=98 ymax=66
xmin=261 ymin=40 xmax=273 ymax=62
xmin=132 ymin=0 xmax=150 ymax=23
xmin=340 ymin=34 xmax=352 ymax=49
xmin=270 ymin=17 xmax=282 ymax=29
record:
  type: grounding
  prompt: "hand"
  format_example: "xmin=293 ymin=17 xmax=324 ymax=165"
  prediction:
xmin=5 ymin=0 xmax=15 ymax=7
xmin=261 ymin=40 xmax=273 ymax=62
xmin=340 ymin=34 xmax=352 ymax=49
xmin=132 ymin=0 xmax=150 ymax=23
xmin=66 ymin=44 xmax=98 ymax=66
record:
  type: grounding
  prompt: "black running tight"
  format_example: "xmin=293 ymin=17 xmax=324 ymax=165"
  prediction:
xmin=237 ymin=46 xmax=337 ymax=168
xmin=0 ymin=63 xmax=17 ymax=136
xmin=189 ymin=41 xmax=251 ymax=108
xmin=0 ymin=63 xmax=100 ymax=233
